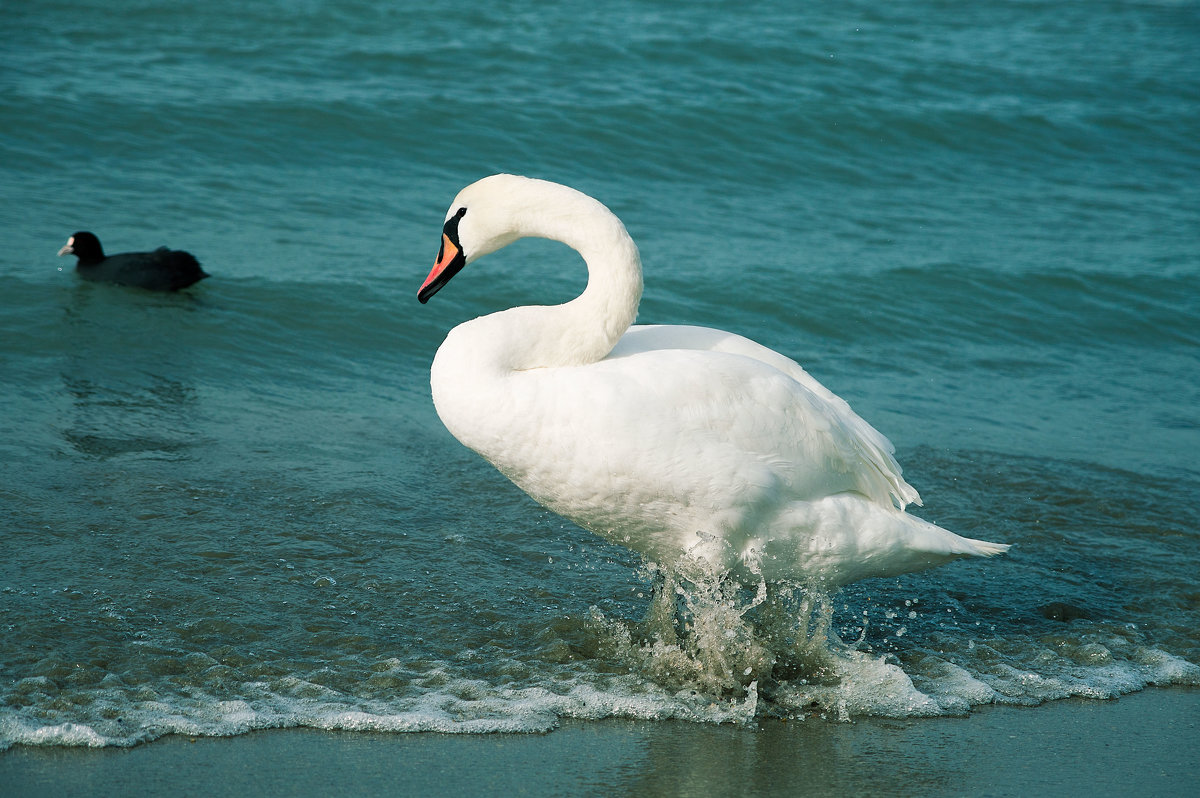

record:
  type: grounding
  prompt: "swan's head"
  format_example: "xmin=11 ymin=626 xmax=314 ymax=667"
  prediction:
xmin=418 ymin=174 xmax=615 ymax=304
xmin=418 ymin=174 xmax=540 ymax=304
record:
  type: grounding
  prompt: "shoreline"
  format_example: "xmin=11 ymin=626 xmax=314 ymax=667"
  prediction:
xmin=3 ymin=686 xmax=1197 ymax=797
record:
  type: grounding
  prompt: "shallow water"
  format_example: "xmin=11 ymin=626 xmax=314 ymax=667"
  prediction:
xmin=1 ymin=0 xmax=1198 ymax=747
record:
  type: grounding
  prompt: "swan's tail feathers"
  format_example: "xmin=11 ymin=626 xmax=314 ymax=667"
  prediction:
xmin=960 ymin=537 xmax=1011 ymax=558
xmin=766 ymin=497 xmax=1011 ymax=586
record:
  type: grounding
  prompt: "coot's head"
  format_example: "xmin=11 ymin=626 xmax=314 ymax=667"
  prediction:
xmin=57 ymin=232 xmax=104 ymax=263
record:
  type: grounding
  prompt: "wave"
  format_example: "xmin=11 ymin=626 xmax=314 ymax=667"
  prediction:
xmin=4 ymin=556 xmax=1197 ymax=751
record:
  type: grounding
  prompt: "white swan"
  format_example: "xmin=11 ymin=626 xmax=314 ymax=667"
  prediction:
xmin=418 ymin=175 xmax=1009 ymax=588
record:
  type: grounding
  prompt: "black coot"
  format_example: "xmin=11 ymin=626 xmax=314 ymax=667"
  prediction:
xmin=57 ymin=231 xmax=209 ymax=291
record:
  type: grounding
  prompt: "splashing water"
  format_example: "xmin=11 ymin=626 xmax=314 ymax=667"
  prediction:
xmin=582 ymin=521 xmax=1200 ymax=725
xmin=587 ymin=543 xmax=945 ymax=723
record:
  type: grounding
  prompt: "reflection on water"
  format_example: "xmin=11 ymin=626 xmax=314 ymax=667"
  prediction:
xmin=57 ymin=283 xmax=207 ymax=462
xmin=60 ymin=374 xmax=200 ymax=460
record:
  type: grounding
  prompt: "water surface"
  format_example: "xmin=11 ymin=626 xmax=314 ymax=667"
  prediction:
xmin=1 ymin=0 xmax=1198 ymax=747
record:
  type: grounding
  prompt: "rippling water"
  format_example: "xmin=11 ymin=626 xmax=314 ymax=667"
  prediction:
xmin=1 ymin=0 xmax=1198 ymax=747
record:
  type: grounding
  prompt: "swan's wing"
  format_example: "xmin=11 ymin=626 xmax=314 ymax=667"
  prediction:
xmin=609 ymin=324 xmax=922 ymax=509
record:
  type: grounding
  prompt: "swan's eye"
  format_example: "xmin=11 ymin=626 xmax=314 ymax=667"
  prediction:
xmin=441 ymin=206 xmax=468 ymax=252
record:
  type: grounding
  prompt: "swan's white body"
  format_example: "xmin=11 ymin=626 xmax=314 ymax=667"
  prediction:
xmin=419 ymin=175 xmax=1008 ymax=588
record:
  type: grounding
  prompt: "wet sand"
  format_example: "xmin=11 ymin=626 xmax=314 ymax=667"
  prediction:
xmin=3 ymin=687 xmax=1197 ymax=797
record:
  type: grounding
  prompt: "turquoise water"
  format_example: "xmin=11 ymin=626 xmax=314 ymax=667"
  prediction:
xmin=2 ymin=0 xmax=1198 ymax=747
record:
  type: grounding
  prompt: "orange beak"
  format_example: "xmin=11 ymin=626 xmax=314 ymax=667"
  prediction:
xmin=419 ymin=206 xmax=468 ymax=304
xmin=418 ymin=230 xmax=465 ymax=304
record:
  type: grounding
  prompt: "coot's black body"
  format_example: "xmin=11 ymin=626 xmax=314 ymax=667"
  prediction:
xmin=58 ymin=231 xmax=208 ymax=291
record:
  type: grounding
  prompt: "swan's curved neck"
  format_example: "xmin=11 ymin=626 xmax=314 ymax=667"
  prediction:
xmin=476 ymin=190 xmax=643 ymax=371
